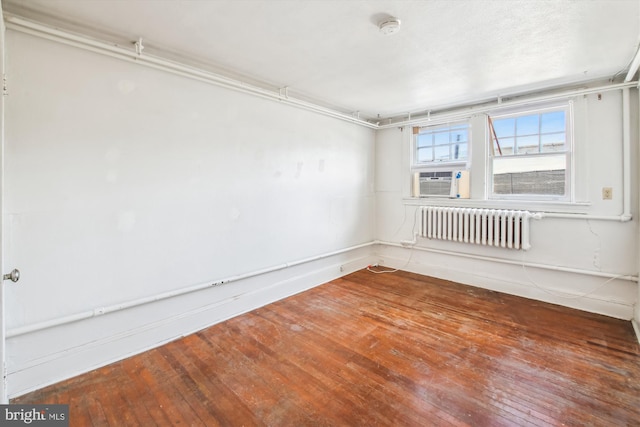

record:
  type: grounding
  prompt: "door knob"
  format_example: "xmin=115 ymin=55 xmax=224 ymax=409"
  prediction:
xmin=3 ymin=269 xmax=20 ymax=283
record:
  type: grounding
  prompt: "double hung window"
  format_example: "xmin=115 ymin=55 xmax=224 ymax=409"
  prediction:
xmin=489 ymin=104 xmax=571 ymax=200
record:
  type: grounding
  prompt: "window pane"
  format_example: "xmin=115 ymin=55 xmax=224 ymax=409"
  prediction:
xmin=516 ymin=114 xmax=539 ymax=136
xmin=490 ymin=105 xmax=570 ymax=199
xmin=453 ymin=143 xmax=467 ymax=160
xmin=516 ymin=135 xmax=539 ymax=154
xmin=433 ymin=131 xmax=450 ymax=145
xmin=493 ymin=154 xmax=566 ymax=195
xmin=416 ymin=147 xmax=433 ymax=162
xmin=451 ymin=128 xmax=468 ymax=143
xmin=493 ymin=118 xmax=515 ymax=138
xmin=541 ymin=111 xmax=565 ymax=133
xmin=496 ymin=137 xmax=515 ymax=155
xmin=434 ymin=145 xmax=450 ymax=161
xmin=415 ymin=122 xmax=469 ymax=163
xmin=541 ymin=132 xmax=565 ymax=152
xmin=417 ymin=134 xmax=433 ymax=148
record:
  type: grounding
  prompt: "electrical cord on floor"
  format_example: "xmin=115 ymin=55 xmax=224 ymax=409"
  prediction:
xmin=367 ymin=247 xmax=415 ymax=274
xmin=366 ymin=264 xmax=399 ymax=274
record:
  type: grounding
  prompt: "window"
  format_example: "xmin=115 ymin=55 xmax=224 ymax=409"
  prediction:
xmin=489 ymin=104 xmax=571 ymax=200
xmin=413 ymin=122 xmax=469 ymax=166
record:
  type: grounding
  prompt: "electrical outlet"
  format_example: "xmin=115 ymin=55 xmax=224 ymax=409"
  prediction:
xmin=602 ymin=187 xmax=613 ymax=200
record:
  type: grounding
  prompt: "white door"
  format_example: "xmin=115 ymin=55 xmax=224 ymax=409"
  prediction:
xmin=0 ymin=4 xmax=7 ymax=403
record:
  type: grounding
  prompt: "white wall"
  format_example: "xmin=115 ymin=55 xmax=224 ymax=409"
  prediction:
xmin=375 ymin=89 xmax=639 ymax=320
xmin=3 ymin=30 xmax=376 ymax=397
xmin=4 ymin=17 xmax=639 ymax=400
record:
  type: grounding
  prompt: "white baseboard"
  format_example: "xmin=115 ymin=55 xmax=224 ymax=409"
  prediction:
xmin=9 ymin=241 xmax=635 ymax=398
xmin=375 ymin=244 xmax=636 ymax=320
xmin=7 ymin=248 xmax=375 ymax=399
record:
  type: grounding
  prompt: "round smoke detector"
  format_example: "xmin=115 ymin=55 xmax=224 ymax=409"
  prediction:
xmin=379 ymin=18 xmax=401 ymax=35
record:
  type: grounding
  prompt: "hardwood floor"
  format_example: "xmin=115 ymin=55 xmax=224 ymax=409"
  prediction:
xmin=13 ymin=269 xmax=640 ymax=426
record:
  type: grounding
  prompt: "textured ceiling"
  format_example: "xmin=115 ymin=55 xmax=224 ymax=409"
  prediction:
xmin=3 ymin=0 xmax=640 ymax=120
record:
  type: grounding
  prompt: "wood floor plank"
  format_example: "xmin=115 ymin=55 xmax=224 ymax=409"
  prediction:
xmin=120 ymin=357 xmax=178 ymax=426
xmin=12 ymin=269 xmax=640 ymax=426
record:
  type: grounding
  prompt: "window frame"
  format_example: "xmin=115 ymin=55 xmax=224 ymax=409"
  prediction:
xmin=487 ymin=102 xmax=573 ymax=202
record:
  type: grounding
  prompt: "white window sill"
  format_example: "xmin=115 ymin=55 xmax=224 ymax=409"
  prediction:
xmin=411 ymin=161 xmax=468 ymax=171
xmin=402 ymin=197 xmax=591 ymax=214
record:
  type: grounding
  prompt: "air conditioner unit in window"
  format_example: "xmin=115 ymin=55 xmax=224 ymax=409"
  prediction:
xmin=412 ymin=170 xmax=470 ymax=198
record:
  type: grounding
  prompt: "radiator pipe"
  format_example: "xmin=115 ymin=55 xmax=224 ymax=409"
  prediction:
xmin=622 ymin=86 xmax=632 ymax=221
xmin=379 ymin=82 xmax=638 ymax=129
xmin=377 ymin=240 xmax=638 ymax=282
xmin=3 ymin=14 xmax=378 ymax=129
xmin=538 ymin=86 xmax=632 ymax=222
xmin=5 ymin=14 xmax=638 ymax=133
xmin=624 ymin=44 xmax=640 ymax=82
xmin=6 ymin=241 xmax=376 ymax=338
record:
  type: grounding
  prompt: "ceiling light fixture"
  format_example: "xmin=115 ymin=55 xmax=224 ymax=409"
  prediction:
xmin=379 ymin=18 xmax=401 ymax=35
